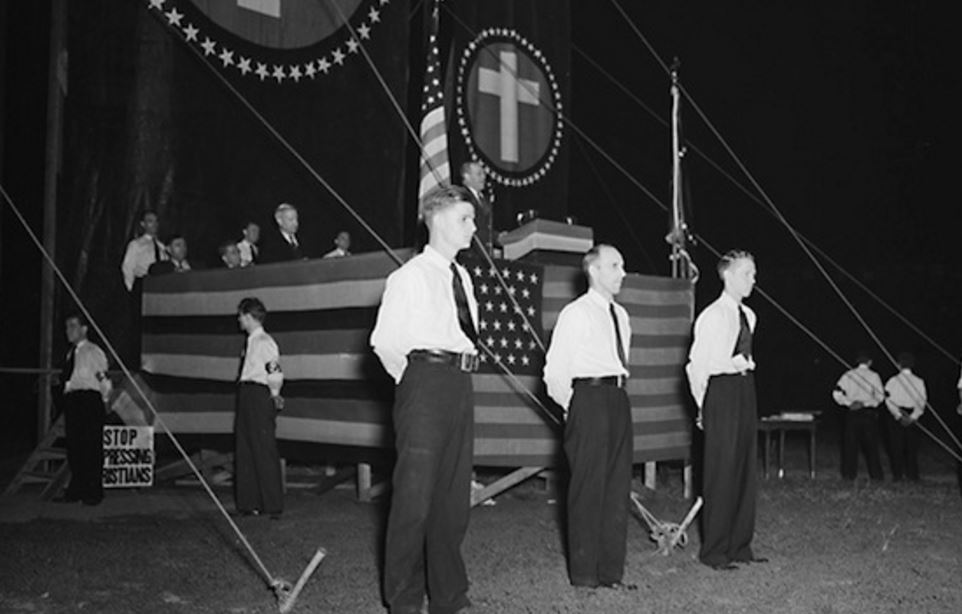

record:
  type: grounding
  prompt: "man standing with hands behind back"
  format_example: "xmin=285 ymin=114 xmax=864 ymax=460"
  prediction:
xmin=544 ymin=244 xmax=635 ymax=591
xmin=686 ymin=250 xmax=766 ymax=571
xmin=371 ymin=185 xmax=479 ymax=614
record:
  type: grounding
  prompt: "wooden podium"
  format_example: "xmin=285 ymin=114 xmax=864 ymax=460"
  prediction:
xmin=499 ymin=219 xmax=594 ymax=266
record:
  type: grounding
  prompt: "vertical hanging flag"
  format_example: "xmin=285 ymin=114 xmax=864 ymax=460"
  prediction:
xmin=418 ymin=0 xmax=451 ymax=201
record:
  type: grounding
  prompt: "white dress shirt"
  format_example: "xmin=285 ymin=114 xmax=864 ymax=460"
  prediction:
xmin=832 ymin=364 xmax=884 ymax=409
xmin=685 ymin=292 xmax=757 ymax=409
xmin=543 ymin=288 xmax=631 ymax=411
xmin=370 ymin=245 xmax=479 ymax=383
xmin=240 ymin=326 xmax=284 ymax=397
xmin=884 ymin=368 xmax=927 ymax=421
xmin=121 ymin=234 xmax=167 ymax=291
xmin=237 ymin=239 xmax=258 ymax=266
xmin=64 ymin=339 xmax=112 ymax=402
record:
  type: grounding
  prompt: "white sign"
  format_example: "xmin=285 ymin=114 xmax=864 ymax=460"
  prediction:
xmin=102 ymin=426 xmax=154 ymax=488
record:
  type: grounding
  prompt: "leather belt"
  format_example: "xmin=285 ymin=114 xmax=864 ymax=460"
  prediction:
xmin=572 ymin=375 xmax=627 ymax=389
xmin=408 ymin=349 xmax=480 ymax=373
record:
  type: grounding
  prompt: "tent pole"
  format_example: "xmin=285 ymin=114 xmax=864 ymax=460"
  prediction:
xmin=38 ymin=0 xmax=68 ymax=441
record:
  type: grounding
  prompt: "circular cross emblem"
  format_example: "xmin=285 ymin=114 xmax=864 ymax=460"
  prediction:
xmin=456 ymin=28 xmax=564 ymax=187
xmin=146 ymin=0 xmax=389 ymax=84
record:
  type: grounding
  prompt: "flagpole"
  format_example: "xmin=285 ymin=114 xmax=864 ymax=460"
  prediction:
xmin=666 ymin=57 xmax=695 ymax=280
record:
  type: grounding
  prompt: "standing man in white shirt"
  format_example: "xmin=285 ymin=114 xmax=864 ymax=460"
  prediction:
xmin=543 ymin=244 xmax=635 ymax=590
xmin=121 ymin=210 xmax=167 ymax=292
xmin=832 ymin=351 xmax=885 ymax=481
xmin=55 ymin=313 xmax=112 ymax=506
xmin=234 ymin=297 xmax=285 ymax=519
xmin=370 ymin=185 xmax=479 ymax=614
xmin=236 ymin=221 xmax=260 ymax=267
xmin=686 ymin=250 xmax=766 ymax=571
xmin=883 ymin=352 xmax=927 ymax=482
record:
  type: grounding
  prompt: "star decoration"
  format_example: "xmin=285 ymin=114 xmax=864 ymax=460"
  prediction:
xmin=149 ymin=0 xmax=166 ymax=10
xmin=357 ymin=23 xmax=371 ymax=40
xmin=318 ymin=58 xmax=332 ymax=74
xmin=200 ymin=38 xmax=216 ymax=56
xmin=346 ymin=39 xmax=360 ymax=54
xmin=289 ymin=65 xmax=302 ymax=82
xmin=218 ymin=48 xmax=234 ymax=67
xmin=164 ymin=8 xmax=183 ymax=26
xmin=305 ymin=62 xmax=316 ymax=78
xmin=255 ymin=63 xmax=269 ymax=81
xmin=238 ymin=57 xmax=252 ymax=75
xmin=183 ymin=23 xmax=199 ymax=42
xmin=332 ymin=48 xmax=346 ymax=65
xmin=368 ymin=7 xmax=381 ymax=23
xmin=272 ymin=65 xmax=286 ymax=82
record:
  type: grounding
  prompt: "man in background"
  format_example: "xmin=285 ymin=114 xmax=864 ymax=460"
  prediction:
xmin=121 ymin=210 xmax=166 ymax=292
xmin=237 ymin=221 xmax=260 ymax=266
xmin=832 ymin=351 xmax=885 ymax=481
xmin=55 ymin=313 xmax=112 ymax=506
xmin=149 ymin=235 xmax=191 ymax=275
xmin=323 ymin=230 xmax=352 ymax=258
xmin=883 ymin=352 xmax=926 ymax=482
xmin=260 ymin=203 xmax=309 ymax=263
xmin=220 ymin=241 xmax=242 ymax=269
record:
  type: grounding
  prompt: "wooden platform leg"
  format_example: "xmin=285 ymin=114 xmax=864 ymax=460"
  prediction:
xmin=644 ymin=461 xmax=656 ymax=490
xmin=683 ymin=461 xmax=692 ymax=499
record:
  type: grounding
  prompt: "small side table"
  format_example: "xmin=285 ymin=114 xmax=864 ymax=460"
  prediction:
xmin=758 ymin=413 xmax=820 ymax=479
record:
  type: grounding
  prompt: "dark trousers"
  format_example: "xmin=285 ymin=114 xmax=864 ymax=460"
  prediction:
xmin=234 ymin=383 xmax=283 ymax=514
xmin=700 ymin=373 xmax=757 ymax=567
xmin=563 ymin=383 xmax=632 ymax=586
xmin=64 ymin=390 xmax=105 ymax=501
xmin=883 ymin=411 xmax=920 ymax=481
xmin=383 ymin=361 xmax=474 ymax=614
xmin=841 ymin=408 xmax=883 ymax=480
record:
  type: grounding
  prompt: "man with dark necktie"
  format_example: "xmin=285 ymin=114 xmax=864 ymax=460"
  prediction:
xmin=459 ymin=161 xmax=497 ymax=257
xmin=544 ymin=244 xmax=636 ymax=591
xmin=686 ymin=249 xmax=767 ymax=570
xmin=121 ymin=210 xmax=167 ymax=292
xmin=371 ymin=185 xmax=479 ymax=614
xmin=259 ymin=203 xmax=309 ymax=263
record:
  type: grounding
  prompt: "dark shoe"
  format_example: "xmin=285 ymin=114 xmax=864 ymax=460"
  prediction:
xmin=741 ymin=557 xmax=769 ymax=564
xmin=599 ymin=580 xmax=638 ymax=591
xmin=236 ymin=509 xmax=259 ymax=517
xmin=268 ymin=513 xmax=282 ymax=520
xmin=710 ymin=563 xmax=739 ymax=571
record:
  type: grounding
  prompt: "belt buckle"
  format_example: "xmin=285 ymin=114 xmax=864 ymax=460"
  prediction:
xmin=459 ymin=352 xmax=479 ymax=373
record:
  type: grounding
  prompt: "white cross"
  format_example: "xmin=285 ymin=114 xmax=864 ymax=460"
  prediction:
xmin=237 ymin=0 xmax=280 ymax=19
xmin=478 ymin=50 xmax=540 ymax=164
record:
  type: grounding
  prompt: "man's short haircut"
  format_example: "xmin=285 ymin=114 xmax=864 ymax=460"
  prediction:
xmin=238 ymin=297 xmax=267 ymax=323
xmin=168 ymin=234 xmax=186 ymax=244
xmin=274 ymin=203 xmax=297 ymax=217
xmin=218 ymin=240 xmax=236 ymax=256
xmin=141 ymin=210 xmax=157 ymax=221
xmin=897 ymin=351 xmax=915 ymax=370
xmin=716 ymin=249 xmax=754 ymax=279
xmin=582 ymin=244 xmax=613 ymax=278
xmin=855 ymin=349 xmax=872 ymax=365
xmin=65 ymin=311 xmax=89 ymax=328
xmin=418 ymin=185 xmax=471 ymax=223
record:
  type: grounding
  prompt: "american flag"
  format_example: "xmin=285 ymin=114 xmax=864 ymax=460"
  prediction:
xmin=417 ymin=0 xmax=451 ymax=200
xmin=462 ymin=255 xmax=545 ymax=376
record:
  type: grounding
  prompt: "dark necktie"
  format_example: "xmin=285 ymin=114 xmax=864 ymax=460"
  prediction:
xmin=63 ymin=346 xmax=76 ymax=392
xmin=152 ymin=239 xmax=161 ymax=263
xmin=450 ymin=263 xmax=478 ymax=346
xmin=734 ymin=306 xmax=752 ymax=358
xmin=236 ymin=339 xmax=247 ymax=382
xmin=609 ymin=303 xmax=628 ymax=370
xmin=250 ymin=244 xmax=258 ymax=264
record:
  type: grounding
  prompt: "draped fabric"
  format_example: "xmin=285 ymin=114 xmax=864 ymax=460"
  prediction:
xmin=136 ymin=254 xmax=692 ymax=465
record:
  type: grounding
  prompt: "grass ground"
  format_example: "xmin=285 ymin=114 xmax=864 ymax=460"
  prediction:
xmin=1 ymin=425 xmax=960 ymax=613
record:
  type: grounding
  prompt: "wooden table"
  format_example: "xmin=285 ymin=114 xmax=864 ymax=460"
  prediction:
xmin=757 ymin=413 xmax=819 ymax=479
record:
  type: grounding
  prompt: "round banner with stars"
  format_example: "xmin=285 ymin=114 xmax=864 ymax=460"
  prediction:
xmin=455 ymin=28 xmax=565 ymax=188
xmin=145 ymin=0 xmax=393 ymax=84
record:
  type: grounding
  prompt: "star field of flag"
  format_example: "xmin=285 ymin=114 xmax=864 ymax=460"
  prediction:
xmin=463 ymin=256 xmax=545 ymax=375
